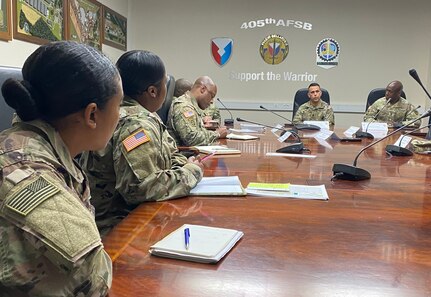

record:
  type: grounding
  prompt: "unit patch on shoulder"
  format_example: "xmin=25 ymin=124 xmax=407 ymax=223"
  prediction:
xmin=6 ymin=176 xmax=60 ymax=216
xmin=183 ymin=110 xmax=195 ymax=118
xmin=122 ymin=129 xmax=151 ymax=152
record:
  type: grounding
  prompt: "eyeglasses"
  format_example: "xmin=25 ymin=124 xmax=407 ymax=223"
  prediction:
xmin=203 ymin=85 xmax=216 ymax=99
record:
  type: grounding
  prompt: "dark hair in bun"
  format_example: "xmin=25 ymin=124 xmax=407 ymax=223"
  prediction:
xmin=1 ymin=41 xmax=120 ymax=121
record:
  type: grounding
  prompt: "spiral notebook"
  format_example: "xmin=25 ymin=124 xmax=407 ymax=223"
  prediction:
xmin=149 ymin=224 xmax=244 ymax=263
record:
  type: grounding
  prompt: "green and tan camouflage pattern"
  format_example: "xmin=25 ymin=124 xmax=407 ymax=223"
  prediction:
xmin=167 ymin=92 xmax=219 ymax=146
xmin=80 ymin=97 xmax=203 ymax=235
xmin=364 ymin=97 xmax=420 ymax=127
xmin=203 ymin=102 xmax=221 ymax=122
xmin=411 ymin=139 xmax=431 ymax=154
xmin=292 ymin=100 xmax=335 ymax=126
xmin=0 ymin=119 xmax=111 ymax=297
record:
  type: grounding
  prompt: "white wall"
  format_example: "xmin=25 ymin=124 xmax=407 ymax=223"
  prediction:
xmin=1 ymin=0 xmax=430 ymax=128
xmin=128 ymin=0 xmax=431 ymax=128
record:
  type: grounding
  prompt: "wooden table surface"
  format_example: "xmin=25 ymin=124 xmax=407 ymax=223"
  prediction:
xmin=104 ymin=129 xmax=431 ymax=297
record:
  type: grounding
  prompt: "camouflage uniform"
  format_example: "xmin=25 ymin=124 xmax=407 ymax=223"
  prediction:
xmin=364 ymin=97 xmax=420 ymax=127
xmin=0 ymin=119 xmax=111 ymax=297
xmin=292 ymin=100 xmax=335 ymax=126
xmin=411 ymin=139 xmax=431 ymax=153
xmin=203 ymin=102 xmax=221 ymax=122
xmin=79 ymin=97 xmax=203 ymax=235
xmin=167 ymin=92 xmax=219 ymax=146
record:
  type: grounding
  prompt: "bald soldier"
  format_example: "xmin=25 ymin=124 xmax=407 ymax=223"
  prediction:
xmin=167 ymin=76 xmax=228 ymax=146
xmin=364 ymin=80 xmax=420 ymax=128
xmin=293 ymin=82 xmax=335 ymax=126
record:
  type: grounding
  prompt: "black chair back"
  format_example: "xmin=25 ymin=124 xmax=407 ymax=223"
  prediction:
xmin=292 ymin=88 xmax=330 ymax=120
xmin=366 ymin=88 xmax=407 ymax=111
xmin=156 ymin=74 xmax=175 ymax=124
xmin=0 ymin=66 xmax=22 ymax=132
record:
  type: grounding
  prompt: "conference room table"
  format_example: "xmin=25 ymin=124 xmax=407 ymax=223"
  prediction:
xmin=103 ymin=127 xmax=431 ymax=297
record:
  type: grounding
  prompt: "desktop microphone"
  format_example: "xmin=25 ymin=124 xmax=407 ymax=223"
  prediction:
xmin=332 ymin=108 xmax=431 ymax=181
xmin=409 ymin=69 xmax=431 ymax=101
xmin=385 ymin=123 xmax=431 ymax=156
xmin=217 ymin=98 xmax=234 ymax=126
xmin=392 ymin=105 xmax=422 ymax=129
xmin=236 ymin=117 xmax=306 ymax=154
xmin=409 ymin=69 xmax=431 ymax=140
xmin=259 ymin=105 xmax=320 ymax=131
xmin=356 ymin=98 xmax=392 ymax=139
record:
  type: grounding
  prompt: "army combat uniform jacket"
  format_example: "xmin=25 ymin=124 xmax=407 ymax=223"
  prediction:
xmin=167 ymin=92 xmax=219 ymax=146
xmin=364 ymin=97 xmax=420 ymax=128
xmin=203 ymin=102 xmax=221 ymax=122
xmin=292 ymin=100 xmax=335 ymax=126
xmin=0 ymin=119 xmax=111 ymax=297
xmin=80 ymin=97 xmax=202 ymax=234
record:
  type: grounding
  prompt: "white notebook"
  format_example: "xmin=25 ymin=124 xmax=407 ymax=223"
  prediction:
xmin=149 ymin=224 xmax=244 ymax=263
xmin=194 ymin=145 xmax=241 ymax=155
xmin=189 ymin=176 xmax=246 ymax=196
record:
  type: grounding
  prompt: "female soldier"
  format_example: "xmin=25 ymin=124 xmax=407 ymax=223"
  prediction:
xmin=80 ymin=50 xmax=203 ymax=235
xmin=0 ymin=41 xmax=123 ymax=296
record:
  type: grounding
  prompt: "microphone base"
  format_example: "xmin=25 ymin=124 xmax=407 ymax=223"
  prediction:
xmin=385 ymin=145 xmax=413 ymax=156
xmin=295 ymin=124 xmax=321 ymax=131
xmin=276 ymin=143 xmax=304 ymax=154
xmin=332 ymin=164 xmax=371 ymax=181
xmin=224 ymin=119 xmax=234 ymax=126
xmin=355 ymin=131 xmax=374 ymax=139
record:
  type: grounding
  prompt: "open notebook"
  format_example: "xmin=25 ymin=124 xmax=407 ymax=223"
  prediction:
xmin=194 ymin=145 xmax=241 ymax=155
xmin=149 ymin=224 xmax=244 ymax=263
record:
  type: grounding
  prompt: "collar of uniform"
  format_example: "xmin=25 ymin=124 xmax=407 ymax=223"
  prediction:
xmin=13 ymin=118 xmax=84 ymax=183
xmin=183 ymin=92 xmax=204 ymax=116
xmin=306 ymin=100 xmax=326 ymax=109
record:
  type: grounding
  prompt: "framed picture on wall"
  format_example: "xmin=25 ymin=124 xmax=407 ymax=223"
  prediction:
xmin=13 ymin=0 xmax=66 ymax=44
xmin=102 ymin=5 xmax=126 ymax=51
xmin=0 ymin=0 xmax=12 ymax=41
xmin=67 ymin=0 xmax=102 ymax=50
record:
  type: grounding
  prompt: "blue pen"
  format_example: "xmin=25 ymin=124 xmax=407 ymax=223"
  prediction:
xmin=184 ymin=228 xmax=190 ymax=250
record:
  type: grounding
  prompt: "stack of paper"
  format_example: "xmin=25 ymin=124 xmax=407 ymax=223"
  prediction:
xmin=190 ymin=176 xmax=246 ymax=196
xmin=226 ymin=133 xmax=259 ymax=140
xmin=246 ymin=182 xmax=329 ymax=200
xmin=149 ymin=224 xmax=244 ymax=263
xmin=194 ymin=145 xmax=241 ymax=155
xmin=239 ymin=123 xmax=265 ymax=133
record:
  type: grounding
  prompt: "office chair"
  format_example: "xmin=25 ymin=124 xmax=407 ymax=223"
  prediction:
xmin=366 ymin=88 xmax=406 ymax=111
xmin=0 ymin=66 xmax=22 ymax=132
xmin=292 ymin=88 xmax=330 ymax=120
xmin=156 ymin=74 xmax=175 ymax=124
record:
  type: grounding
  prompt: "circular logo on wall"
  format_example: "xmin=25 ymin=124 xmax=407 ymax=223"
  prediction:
xmin=259 ymin=34 xmax=289 ymax=65
xmin=316 ymin=38 xmax=340 ymax=69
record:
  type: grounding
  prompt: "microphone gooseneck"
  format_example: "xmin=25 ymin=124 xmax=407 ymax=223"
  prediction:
xmin=236 ymin=117 xmax=306 ymax=153
xmin=259 ymin=105 xmax=293 ymax=123
xmin=385 ymin=123 xmax=431 ymax=156
xmin=332 ymin=109 xmax=431 ymax=181
xmin=217 ymin=98 xmax=234 ymax=125
xmin=409 ymin=69 xmax=431 ymax=101
xmin=357 ymin=98 xmax=392 ymax=139
xmin=259 ymin=105 xmax=321 ymax=131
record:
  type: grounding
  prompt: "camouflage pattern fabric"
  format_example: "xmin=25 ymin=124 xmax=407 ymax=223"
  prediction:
xmin=203 ymin=102 xmax=221 ymax=122
xmin=364 ymin=97 xmax=420 ymax=128
xmin=0 ymin=119 xmax=111 ymax=297
xmin=167 ymin=92 xmax=219 ymax=146
xmin=79 ymin=97 xmax=203 ymax=235
xmin=411 ymin=139 xmax=431 ymax=154
xmin=292 ymin=100 xmax=335 ymax=126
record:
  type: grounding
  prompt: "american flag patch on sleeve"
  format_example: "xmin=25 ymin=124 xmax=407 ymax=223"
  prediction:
xmin=122 ymin=129 xmax=151 ymax=152
xmin=183 ymin=110 xmax=194 ymax=118
xmin=6 ymin=176 xmax=59 ymax=216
